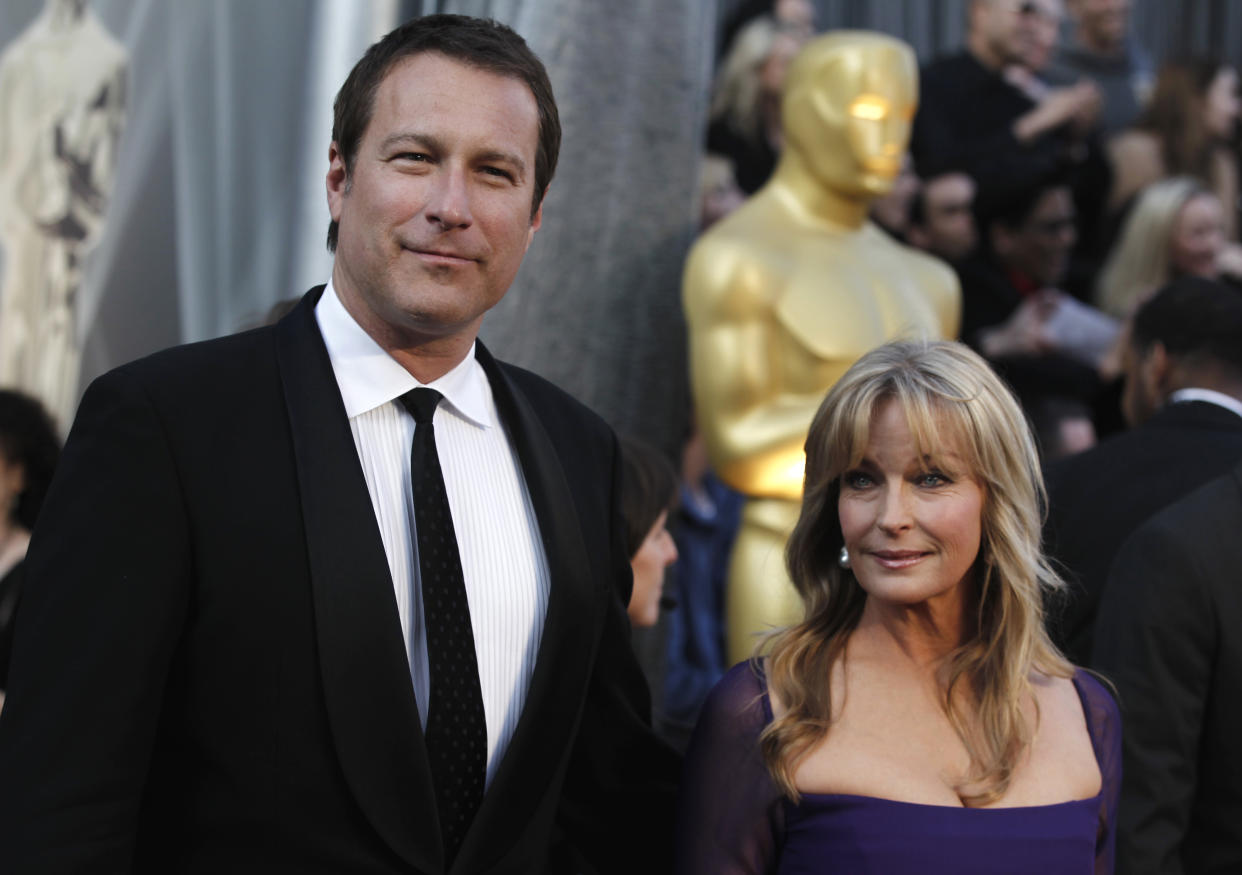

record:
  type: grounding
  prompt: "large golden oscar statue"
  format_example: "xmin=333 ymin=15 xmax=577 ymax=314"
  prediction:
xmin=684 ymin=31 xmax=960 ymax=662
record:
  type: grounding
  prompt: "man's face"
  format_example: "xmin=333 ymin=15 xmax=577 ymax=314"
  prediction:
xmin=1075 ymin=0 xmax=1129 ymax=52
xmin=327 ymin=52 xmax=542 ymax=350
xmin=914 ymin=173 xmax=977 ymax=262
xmin=973 ymin=0 xmax=1055 ymax=68
xmin=993 ymin=186 xmax=1076 ymax=287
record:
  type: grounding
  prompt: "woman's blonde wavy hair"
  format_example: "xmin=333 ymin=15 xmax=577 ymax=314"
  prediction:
xmin=759 ymin=340 xmax=1073 ymax=806
xmin=709 ymin=16 xmax=782 ymax=146
xmin=1096 ymin=176 xmax=1211 ymax=319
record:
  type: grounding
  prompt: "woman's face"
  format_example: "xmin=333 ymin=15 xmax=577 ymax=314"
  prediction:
xmin=1170 ymin=193 xmax=1225 ymax=278
xmin=1204 ymin=67 xmax=1240 ymax=140
xmin=838 ymin=400 xmax=985 ymax=612
xmin=627 ymin=510 xmax=678 ymax=628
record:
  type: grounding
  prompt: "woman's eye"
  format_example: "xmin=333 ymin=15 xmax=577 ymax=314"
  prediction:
xmin=916 ymin=471 xmax=948 ymax=487
xmin=843 ymin=471 xmax=873 ymax=489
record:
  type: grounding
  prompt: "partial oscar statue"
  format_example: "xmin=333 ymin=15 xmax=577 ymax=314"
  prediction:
xmin=0 ymin=0 xmax=128 ymax=431
xmin=683 ymin=30 xmax=960 ymax=663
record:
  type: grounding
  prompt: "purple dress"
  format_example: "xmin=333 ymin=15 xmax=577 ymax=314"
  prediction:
xmin=675 ymin=661 xmax=1121 ymax=874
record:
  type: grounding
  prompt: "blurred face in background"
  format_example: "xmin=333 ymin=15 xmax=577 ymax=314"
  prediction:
xmin=1024 ymin=0 xmax=1064 ymax=72
xmin=971 ymin=0 xmax=1055 ymax=69
xmin=1170 ymin=193 xmax=1226 ymax=278
xmin=993 ymin=186 xmax=1077 ymax=287
xmin=1204 ymin=67 xmax=1240 ymax=140
xmin=910 ymin=172 xmax=978 ymax=262
xmin=627 ymin=511 xmax=678 ymax=628
xmin=1073 ymin=0 xmax=1130 ymax=54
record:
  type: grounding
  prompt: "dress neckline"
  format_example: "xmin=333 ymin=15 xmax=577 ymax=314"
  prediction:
xmin=756 ymin=662 xmax=1106 ymax=811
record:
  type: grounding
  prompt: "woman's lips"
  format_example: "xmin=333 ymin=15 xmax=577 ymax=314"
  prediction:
xmin=868 ymin=550 xmax=930 ymax=569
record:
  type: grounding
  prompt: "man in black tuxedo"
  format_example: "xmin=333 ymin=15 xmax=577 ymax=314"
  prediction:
xmin=0 ymin=15 xmax=677 ymax=874
xmin=1094 ymin=461 xmax=1242 ymax=873
xmin=1044 ymin=276 xmax=1242 ymax=664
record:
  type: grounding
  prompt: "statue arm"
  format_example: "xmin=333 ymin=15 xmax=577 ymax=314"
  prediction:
xmin=684 ymin=241 xmax=813 ymax=502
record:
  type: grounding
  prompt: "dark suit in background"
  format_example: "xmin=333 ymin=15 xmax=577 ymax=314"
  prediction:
xmin=0 ymin=291 xmax=676 ymax=873
xmin=1094 ymin=462 xmax=1242 ymax=874
xmin=1044 ymin=399 xmax=1242 ymax=664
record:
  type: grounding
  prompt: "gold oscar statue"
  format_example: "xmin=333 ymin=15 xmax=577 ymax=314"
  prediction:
xmin=684 ymin=31 xmax=960 ymax=663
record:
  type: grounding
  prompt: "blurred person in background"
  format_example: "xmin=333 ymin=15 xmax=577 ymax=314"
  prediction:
xmin=706 ymin=15 xmax=807 ymax=194
xmin=1095 ymin=459 xmax=1242 ymax=874
xmin=716 ymin=0 xmax=815 ymax=62
xmin=0 ymin=389 xmax=59 ymax=710
xmin=907 ymin=171 xmax=980 ymax=265
xmin=697 ymin=154 xmax=747 ymax=230
xmin=1044 ymin=277 xmax=1242 ymax=665
xmin=1096 ymin=176 xmax=1242 ymax=321
xmin=619 ymin=438 xmax=679 ymax=630
xmin=912 ymin=0 xmax=1101 ymax=200
xmin=1048 ymin=0 xmax=1153 ymax=137
xmin=1108 ymin=57 xmax=1240 ymax=239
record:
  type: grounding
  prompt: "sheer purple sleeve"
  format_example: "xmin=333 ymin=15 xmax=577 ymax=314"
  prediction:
xmin=674 ymin=661 xmax=785 ymax=875
xmin=1076 ymin=669 xmax=1122 ymax=875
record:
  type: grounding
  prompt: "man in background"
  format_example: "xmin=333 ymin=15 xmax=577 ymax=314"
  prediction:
xmin=1045 ymin=276 xmax=1242 ymax=663
xmin=1095 ymin=459 xmax=1242 ymax=873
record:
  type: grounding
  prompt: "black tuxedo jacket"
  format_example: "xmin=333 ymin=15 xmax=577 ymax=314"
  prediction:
xmin=1094 ymin=463 xmax=1242 ymax=873
xmin=0 ymin=289 xmax=678 ymax=874
xmin=1044 ymin=399 xmax=1242 ymax=664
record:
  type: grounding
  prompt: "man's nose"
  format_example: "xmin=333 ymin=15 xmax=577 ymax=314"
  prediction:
xmin=425 ymin=166 xmax=473 ymax=229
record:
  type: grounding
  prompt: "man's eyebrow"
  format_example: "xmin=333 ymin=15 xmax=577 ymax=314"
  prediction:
xmin=378 ymin=131 xmax=440 ymax=152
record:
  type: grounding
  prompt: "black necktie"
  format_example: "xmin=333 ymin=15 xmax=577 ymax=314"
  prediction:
xmin=398 ymin=387 xmax=487 ymax=862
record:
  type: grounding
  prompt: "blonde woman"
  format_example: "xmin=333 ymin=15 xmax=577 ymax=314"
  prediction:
xmin=676 ymin=340 xmax=1119 ymax=874
xmin=1096 ymin=176 xmax=1229 ymax=319
xmin=705 ymin=15 xmax=806 ymax=193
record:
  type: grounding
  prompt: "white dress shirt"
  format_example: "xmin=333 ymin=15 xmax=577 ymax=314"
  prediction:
xmin=315 ymin=281 xmax=550 ymax=788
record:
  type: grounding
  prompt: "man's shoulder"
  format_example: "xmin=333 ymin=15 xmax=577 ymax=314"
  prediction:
xmin=490 ymin=355 xmax=613 ymax=443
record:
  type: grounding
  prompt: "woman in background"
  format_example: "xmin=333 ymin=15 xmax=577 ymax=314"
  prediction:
xmin=619 ymin=438 xmax=679 ymax=628
xmin=0 ymin=390 xmax=61 ymax=703
xmin=1108 ymin=58 xmax=1240 ymax=239
xmin=705 ymin=15 xmax=806 ymax=194
xmin=1096 ymin=176 xmax=1242 ymax=318
xmin=676 ymin=341 xmax=1119 ymax=873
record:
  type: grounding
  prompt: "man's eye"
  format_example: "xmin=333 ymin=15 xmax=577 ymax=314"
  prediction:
xmin=481 ymin=166 xmax=513 ymax=180
xmin=395 ymin=152 xmax=428 ymax=162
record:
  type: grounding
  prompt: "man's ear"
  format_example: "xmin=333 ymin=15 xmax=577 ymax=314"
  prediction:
xmin=326 ymin=142 xmax=348 ymax=221
xmin=1147 ymin=341 xmax=1173 ymax=398
xmin=525 ymin=189 xmax=546 ymax=250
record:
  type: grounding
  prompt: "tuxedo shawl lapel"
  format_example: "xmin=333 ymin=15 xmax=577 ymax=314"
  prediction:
xmin=454 ymin=344 xmax=601 ymax=872
xmin=275 ymin=288 xmax=443 ymax=874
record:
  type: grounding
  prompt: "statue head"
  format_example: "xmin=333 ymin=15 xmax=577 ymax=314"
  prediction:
xmin=780 ymin=31 xmax=917 ymax=200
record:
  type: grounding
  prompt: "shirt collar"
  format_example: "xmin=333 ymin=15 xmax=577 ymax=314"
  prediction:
xmin=1168 ymin=387 xmax=1242 ymax=420
xmin=314 ymin=279 xmax=493 ymax=428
